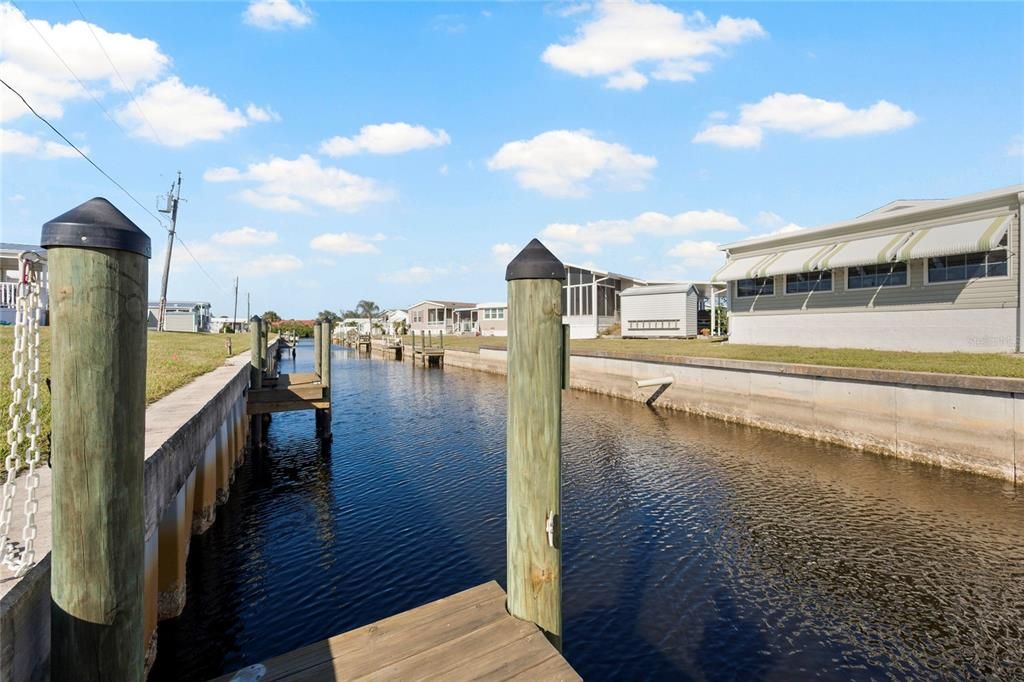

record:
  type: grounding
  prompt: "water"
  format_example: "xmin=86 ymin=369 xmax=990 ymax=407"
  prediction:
xmin=152 ymin=341 xmax=1024 ymax=680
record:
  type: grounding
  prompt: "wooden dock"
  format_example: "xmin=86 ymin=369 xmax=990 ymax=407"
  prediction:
xmin=247 ymin=371 xmax=330 ymax=415
xmin=211 ymin=582 xmax=579 ymax=681
xmin=410 ymin=330 xmax=446 ymax=368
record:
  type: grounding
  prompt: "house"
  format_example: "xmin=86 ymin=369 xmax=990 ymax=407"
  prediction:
xmin=209 ymin=316 xmax=249 ymax=333
xmin=147 ymin=301 xmax=212 ymax=333
xmin=621 ymin=283 xmax=715 ymax=338
xmin=714 ymin=184 xmax=1024 ymax=352
xmin=407 ymin=300 xmax=475 ymax=334
xmin=453 ymin=302 xmax=508 ymax=336
xmin=381 ymin=309 xmax=408 ymax=334
xmin=561 ymin=263 xmax=657 ymax=339
xmin=0 ymin=243 xmax=48 ymax=325
xmin=335 ymin=317 xmax=374 ymax=335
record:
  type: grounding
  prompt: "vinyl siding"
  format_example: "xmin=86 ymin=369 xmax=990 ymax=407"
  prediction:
xmin=731 ymin=211 xmax=1019 ymax=316
xmin=622 ymin=289 xmax=698 ymax=337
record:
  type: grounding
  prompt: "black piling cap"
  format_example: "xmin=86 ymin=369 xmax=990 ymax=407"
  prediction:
xmin=41 ymin=197 xmax=151 ymax=258
xmin=505 ymin=238 xmax=565 ymax=281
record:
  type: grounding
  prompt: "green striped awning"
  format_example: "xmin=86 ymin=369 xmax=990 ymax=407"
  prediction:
xmin=897 ymin=214 xmax=1011 ymax=261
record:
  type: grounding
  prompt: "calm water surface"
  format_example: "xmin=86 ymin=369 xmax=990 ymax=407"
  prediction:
xmin=152 ymin=341 xmax=1024 ymax=681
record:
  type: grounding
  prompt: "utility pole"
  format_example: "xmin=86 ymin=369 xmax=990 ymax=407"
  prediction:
xmin=156 ymin=172 xmax=182 ymax=332
xmin=232 ymin=277 xmax=239 ymax=332
xmin=246 ymin=292 xmax=250 ymax=327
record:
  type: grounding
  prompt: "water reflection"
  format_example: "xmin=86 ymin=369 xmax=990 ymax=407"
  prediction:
xmin=152 ymin=341 xmax=1024 ymax=681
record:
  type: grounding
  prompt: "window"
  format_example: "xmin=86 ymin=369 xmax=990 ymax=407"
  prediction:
xmin=735 ymin=277 xmax=774 ymax=298
xmin=627 ymin=319 xmax=680 ymax=331
xmin=928 ymin=249 xmax=1008 ymax=283
xmin=847 ymin=262 xmax=908 ymax=289
xmin=785 ymin=270 xmax=832 ymax=294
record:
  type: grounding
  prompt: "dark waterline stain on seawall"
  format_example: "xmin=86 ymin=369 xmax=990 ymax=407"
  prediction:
xmin=152 ymin=341 xmax=1024 ymax=681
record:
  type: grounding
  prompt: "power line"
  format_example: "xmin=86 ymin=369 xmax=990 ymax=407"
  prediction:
xmin=1 ymin=76 xmax=168 ymax=229
xmin=10 ymin=0 xmax=130 ymax=137
xmin=177 ymin=237 xmax=227 ymax=292
xmin=3 ymin=78 xmax=226 ymax=294
xmin=70 ymin=0 xmax=167 ymax=146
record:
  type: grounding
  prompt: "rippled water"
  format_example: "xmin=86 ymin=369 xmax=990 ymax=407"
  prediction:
xmin=152 ymin=341 xmax=1024 ymax=681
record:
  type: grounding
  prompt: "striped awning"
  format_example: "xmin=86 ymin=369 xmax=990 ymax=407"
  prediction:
xmin=758 ymin=244 xmax=837 ymax=277
xmin=818 ymin=232 xmax=910 ymax=270
xmin=712 ymin=253 xmax=776 ymax=281
xmin=897 ymin=214 xmax=1011 ymax=261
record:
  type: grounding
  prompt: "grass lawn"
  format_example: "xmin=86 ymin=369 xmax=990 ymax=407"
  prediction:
xmin=405 ymin=334 xmax=1024 ymax=378
xmin=0 ymin=327 xmax=246 ymax=459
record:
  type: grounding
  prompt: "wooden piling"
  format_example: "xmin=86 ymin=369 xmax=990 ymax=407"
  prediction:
xmin=250 ymin=316 xmax=263 ymax=452
xmin=313 ymin=323 xmax=322 ymax=380
xmin=504 ymin=238 xmax=565 ymax=651
xmin=318 ymin=321 xmax=332 ymax=439
xmin=43 ymin=198 xmax=150 ymax=680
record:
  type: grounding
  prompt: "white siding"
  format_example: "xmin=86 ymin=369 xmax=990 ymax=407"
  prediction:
xmin=729 ymin=307 xmax=1016 ymax=352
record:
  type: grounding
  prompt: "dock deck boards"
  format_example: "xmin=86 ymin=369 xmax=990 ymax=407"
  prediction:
xmin=210 ymin=582 xmax=579 ymax=681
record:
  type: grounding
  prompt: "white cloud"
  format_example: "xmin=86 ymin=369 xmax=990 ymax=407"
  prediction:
xmin=692 ymin=124 xmax=762 ymax=148
xmin=438 ymin=164 xmax=449 ymax=176
xmin=310 ymin=232 xmax=383 ymax=255
xmin=755 ymin=211 xmax=803 ymax=236
xmin=0 ymin=2 xmax=170 ymax=123
xmin=540 ymin=209 xmax=745 ymax=253
xmin=667 ymin=240 xmax=721 ymax=266
xmin=694 ymin=93 xmax=917 ymax=148
xmin=9 ymin=194 xmax=25 ymax=202
xmin=243 ymin=254 xmax=303 ymax=273
xmin=320 ymin=122 xmax=451 ymax=157
xmin=203 ymin=166 xmax=242 ymax=182
xmin=243 ymin=0 xmax=312 ymax=30
xmin=115 ymin=77 xmax=254 ymax=146
xmin=542 ymin=1 xmax=764 ymax=90
xmin=491 ymin=242 xmax=518 ymax=258
xmin=245 ymin=104 xmax=280 ymax=122
xmin=1008 ymin=134 xmax=1024 ymax=157
xmin=211 ymin=226 xmax=278 ymax=246
xmin=380 ymin=265 xmax=450 ymax=284
xmin=0 ymin=127 xmax=84 ymax=159
xmin=204 ymin=154 xmax=392 ymax=213
xmin=488 ymin=129 xmax=656 ymax=197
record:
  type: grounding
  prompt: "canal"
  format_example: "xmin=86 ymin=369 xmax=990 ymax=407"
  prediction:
xmin=152 ymin=341 xmax=1024 ymax=681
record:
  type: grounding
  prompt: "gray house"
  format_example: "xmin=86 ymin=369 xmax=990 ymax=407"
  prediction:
xmin=621 ymin=283 xmax=711 ymax=338
xmin=147 ymin=301 xmax=212 ymax=333
xmin=714 ymin=185 xmax=1023 ymax=352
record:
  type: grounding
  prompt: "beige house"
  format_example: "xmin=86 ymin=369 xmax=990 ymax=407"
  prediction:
xmin=407 ymin=300 xmax=474 ymax=334
xmin=453 ymin=302 xmax=508 ymax=336
xmin=715 ymin=185 xmax=1024 ymax=352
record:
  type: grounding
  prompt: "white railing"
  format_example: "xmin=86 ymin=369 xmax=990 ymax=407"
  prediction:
xmin=0 ymin=282 xmax=16 ymax=308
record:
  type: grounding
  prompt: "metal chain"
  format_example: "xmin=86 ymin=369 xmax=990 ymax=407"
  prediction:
xmin=1 ymin=253 xmax=44 ymax=576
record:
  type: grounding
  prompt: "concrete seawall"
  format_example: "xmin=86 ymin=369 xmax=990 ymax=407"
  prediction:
xmin=1 ymin=345 xmax=271 ymax=682
xmin=429 ymin=346 xmax=1022 ymax=486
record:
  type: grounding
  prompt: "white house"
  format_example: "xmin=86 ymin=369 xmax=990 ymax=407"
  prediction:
xmin=0 ymin=243 xmax=48 ymax=326
xmin=210 ymin=316 xmax=249 ymax=333
xmin=714 ymin=185 xmax=1024 ymax=352
xmin=453 ymin=302 xmax=508 ymax=336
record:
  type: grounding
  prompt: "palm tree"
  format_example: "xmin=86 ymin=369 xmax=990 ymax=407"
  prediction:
xmin=355 ymin=300 xmax=381 ymax=318
xmin=262 ymin=310 xmax=281 ymax=330
xmin=317 ymin=310 xmax=340 ymax=326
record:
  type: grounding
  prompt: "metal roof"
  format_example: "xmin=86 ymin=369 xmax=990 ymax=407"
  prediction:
xmin=621 ymin=283 xmax=702 ymax=297
xmin=719 ymin=184 xmax=1024 ymax=255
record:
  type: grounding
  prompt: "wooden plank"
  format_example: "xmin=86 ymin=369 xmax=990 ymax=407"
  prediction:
xmin=248 ymin=385 xmax=326 ymax=403
xmin=505 ymin=651 xmax=583 ymax=681
xmin=210 ymin=583 xmax=506 ymax=681
xmin=247 ymin=400 xmax=329 ymax=416
xmin=350 ymin=612 xmax=539 ymax=681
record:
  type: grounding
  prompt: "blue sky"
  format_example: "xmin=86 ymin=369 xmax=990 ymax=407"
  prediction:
xmin=2 ymin=1 xmax=1022 ymax=318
